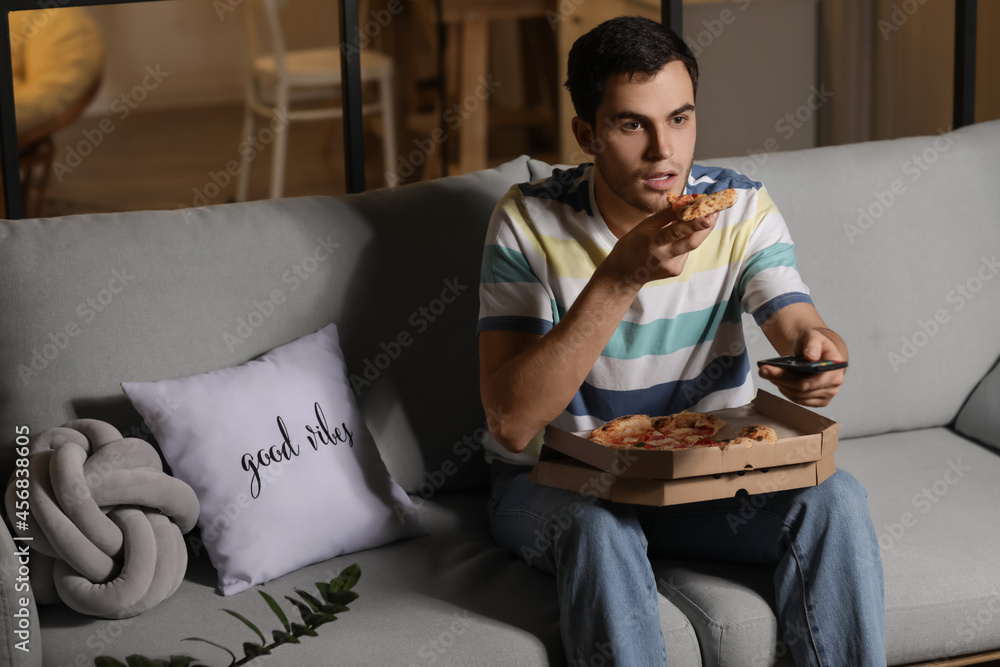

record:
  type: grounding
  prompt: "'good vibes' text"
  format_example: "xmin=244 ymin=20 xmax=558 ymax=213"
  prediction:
xmin=240 ymin=402 xmax=354 ymax=498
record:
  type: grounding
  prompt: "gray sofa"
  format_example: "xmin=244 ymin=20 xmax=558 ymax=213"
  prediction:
xmin=2 ymin=118 xmax=1000 ymax=667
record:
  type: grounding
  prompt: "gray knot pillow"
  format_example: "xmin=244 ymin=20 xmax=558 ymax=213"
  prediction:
xmin=3 ymin=419 xmax=199 ymax=619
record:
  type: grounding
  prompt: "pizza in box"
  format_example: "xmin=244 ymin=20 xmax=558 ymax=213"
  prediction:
xmin=587 ymin=411 xmax=777 ymax=451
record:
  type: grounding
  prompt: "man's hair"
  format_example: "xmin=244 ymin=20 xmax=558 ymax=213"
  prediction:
xmin=565 ymin=15 xmax=699 ymax=128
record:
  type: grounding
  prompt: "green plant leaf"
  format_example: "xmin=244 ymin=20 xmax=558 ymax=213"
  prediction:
xmin=95 ymin=659 xmax=128 ymax=667
xmin=335 ymin=564 xmax=361 ymax=591
xmin=258 ymin=591 xmax=291 ymax=633
xmin=96 ymin=571 xmax=360 ymax=667
xmin=294 ymin=589 xmax=323 ymax=611
xmin=285 ymin=596 xmax=313 ymax=622
xmin=271 ymin=629 xmax=300 ymax=645
xmin=325 ymin=590 xmax=359 ymax=606
xmin=242 ymin=642 xmax=270 ymax=660
xmin=315 ymin=581 xmax=333 ymax=601
xmin=168 ymin=657 xmax=199 ymax=667
xmin=124 ymin=656 xmax=164 ymax=667
xmin=290 ymin=622 xmax=318 ymax=638
xmin=321 ymin=602 xmax=350 ymax=615
xmin=304 ymin=611 xmax=336 ymax=627
xmin=182 ymin=637 xmax=237 ymax=665
xmin=222 ymin=610 xmax=266 ymax=645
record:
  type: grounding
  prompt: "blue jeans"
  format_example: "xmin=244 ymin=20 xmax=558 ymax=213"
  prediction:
xmin=487 ymin=461 xmax=886 ymax=667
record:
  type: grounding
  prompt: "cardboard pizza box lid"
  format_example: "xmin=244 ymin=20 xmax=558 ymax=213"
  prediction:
xmin=541 ymin=389 xmax=839 ymax=480
xmin=528 ymin=449 xmax=837 ymax=507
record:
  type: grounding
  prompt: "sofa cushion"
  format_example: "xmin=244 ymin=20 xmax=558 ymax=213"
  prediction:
xmin=36 ymin=492 xmax=703 ymax=666
xmin=837 ymin=428 xmax=1000 ymax=664
xmin=954 ymin=357 xmax=1000 ymax=453
xmin=0 ymin=156 xmax=534 ymax=495
xmin=121 ymin=323 xmax=425 ymax=596
xmin=650 ymin=428 xmax=1000 ymax=666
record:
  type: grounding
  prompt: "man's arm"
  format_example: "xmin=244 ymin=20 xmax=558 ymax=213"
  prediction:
xmin=480 ymin=270 xmax=640 ymax=453
xmin=757 ymin=301 xmax=847 ymax=407
xmin=480 ymin=210 xmax=719 ymax=453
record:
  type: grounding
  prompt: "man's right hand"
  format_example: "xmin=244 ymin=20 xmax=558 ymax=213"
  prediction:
xmin=600 ymin=207 xmax=719 ymax=285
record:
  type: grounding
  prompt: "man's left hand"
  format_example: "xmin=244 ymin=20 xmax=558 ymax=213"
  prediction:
xmin=758 ymin=328 xmax=846 ymax=407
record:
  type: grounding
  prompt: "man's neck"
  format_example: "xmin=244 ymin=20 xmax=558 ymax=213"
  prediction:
xmin=592 ymin=168 xmax=648 ymax=240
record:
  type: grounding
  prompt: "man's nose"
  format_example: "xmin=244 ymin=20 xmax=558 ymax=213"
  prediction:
xmin=646 ymin=126 xmax=673 ymax=160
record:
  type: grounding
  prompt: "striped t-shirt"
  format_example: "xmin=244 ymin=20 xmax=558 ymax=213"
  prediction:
xmin=477 ymin=163 xmax=812 ymax=466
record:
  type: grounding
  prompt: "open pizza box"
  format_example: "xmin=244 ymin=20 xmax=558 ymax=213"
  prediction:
xmin=527 ymin=390 xmax=839 ymax=507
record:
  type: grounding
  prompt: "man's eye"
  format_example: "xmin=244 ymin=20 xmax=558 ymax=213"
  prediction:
xmin=621 ymin=121 xmax=642 ymax=131
xmin=671 ymin=115 xmax=688 ymax=125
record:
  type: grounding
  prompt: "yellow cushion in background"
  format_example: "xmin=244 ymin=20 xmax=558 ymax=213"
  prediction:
xmin=8 ymin=7 xmax=104 ymax=138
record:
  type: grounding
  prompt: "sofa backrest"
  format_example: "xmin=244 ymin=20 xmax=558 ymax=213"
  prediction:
xmin=0 ymin=157 xmax=533 ymax=493
xmin=3 ymin=121 xmax=998 ymax=495
xmin=706 ymin=119 xmax=1000 ymax=438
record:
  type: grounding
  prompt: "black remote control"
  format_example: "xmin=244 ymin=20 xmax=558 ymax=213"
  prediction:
xmin=757 ymin=355 xmax=848 ymax=375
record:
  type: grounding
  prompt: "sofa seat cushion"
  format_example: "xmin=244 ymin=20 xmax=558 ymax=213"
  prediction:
xmin=651 ymin=427 xmax=1000 ymax=667
xmin=38 ymin=491 xmax=702 ymax=666
xmin=838 ymin=427 xmax=1000 ymax=665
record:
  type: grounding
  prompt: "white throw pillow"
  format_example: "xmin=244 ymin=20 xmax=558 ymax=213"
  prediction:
xmin=121 ymin=323 xmax=425 ymax=595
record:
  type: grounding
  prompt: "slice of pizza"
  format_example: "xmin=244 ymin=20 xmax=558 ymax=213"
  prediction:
xmin=585 ymin=409 xmax=781 ymax=457
xmin=737 ymin=424 xmax=778 ymax=444
xmin=709 ymin=425 xmax=779 ymax=449
xmin=652 ymin=411 xmax=725 ymax=438
xmin=667 ymin=189 xmax=739 ymax=221
xmin=588 ymin=414 xmax=654 ymax=447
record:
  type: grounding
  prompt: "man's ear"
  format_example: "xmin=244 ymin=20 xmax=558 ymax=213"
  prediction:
xmin=571 ymin=116 xmax=596 ymax=156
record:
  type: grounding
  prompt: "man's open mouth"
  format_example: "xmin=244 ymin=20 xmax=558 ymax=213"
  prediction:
xmin=642 ymin=172 xmax=677 ymax=191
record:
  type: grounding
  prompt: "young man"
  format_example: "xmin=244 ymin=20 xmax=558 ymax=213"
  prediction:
xmin=477 ymin=15 xmax=886 ymax=667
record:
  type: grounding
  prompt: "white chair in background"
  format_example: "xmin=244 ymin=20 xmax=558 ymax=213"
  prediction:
xmin=236 ymin=0 xmax=398 ymax=200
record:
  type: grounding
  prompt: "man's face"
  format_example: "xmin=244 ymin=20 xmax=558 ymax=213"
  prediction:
xmin=573 ymin=61 xmax=697 ymax=228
